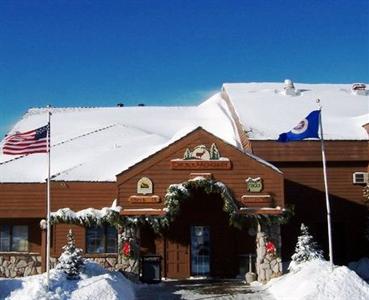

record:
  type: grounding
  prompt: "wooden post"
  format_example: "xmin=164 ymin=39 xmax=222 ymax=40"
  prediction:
xmin=40 ymin=220 xmax=47 ymax=273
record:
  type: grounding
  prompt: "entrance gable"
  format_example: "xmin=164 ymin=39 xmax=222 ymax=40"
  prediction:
xmin=116 ymin=127 xmax=284 ymax=215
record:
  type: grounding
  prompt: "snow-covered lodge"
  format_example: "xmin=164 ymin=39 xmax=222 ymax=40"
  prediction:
xmin=0 ymin=81 xmax=368 ymax=280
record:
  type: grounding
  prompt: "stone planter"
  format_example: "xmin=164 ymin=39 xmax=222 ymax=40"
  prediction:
xmin=245 ymin=271 xmax=257 ymax=284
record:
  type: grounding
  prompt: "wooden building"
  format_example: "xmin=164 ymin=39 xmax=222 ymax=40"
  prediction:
xmin=0 ymin=81 xmax=368 ymax=279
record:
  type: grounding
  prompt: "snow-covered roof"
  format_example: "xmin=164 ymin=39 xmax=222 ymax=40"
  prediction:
xmin=1 ymin=81 xmax=367 ymax=183
xmin=221 ymin=82 xmax=369 ymax=140
xmin=0 ymin=93 xmax=241 ymax=182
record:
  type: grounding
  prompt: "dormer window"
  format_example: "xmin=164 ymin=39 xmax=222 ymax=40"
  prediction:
xmin=351 ymin=83 xmax=368 ymax=96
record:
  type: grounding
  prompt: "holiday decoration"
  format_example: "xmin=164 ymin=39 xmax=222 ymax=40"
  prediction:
xmin=50 ymin=200 xmax=121 ymax=227
xmin=122 ymin=177 xmax=291 ymax=233
xmin=56 ymin=229 xmax=84 ymax=280
xmin=289 ymin=223 xmax=323 ymax=272
xmin=122 ymin=241 xmax=132 ymax=258
xmin=164 ymin=177 xmax=243 ymax=228
xmin=265 ymin=241 xmax=276 ymax=255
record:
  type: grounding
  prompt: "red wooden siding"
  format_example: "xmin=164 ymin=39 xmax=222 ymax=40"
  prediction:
xmin=117 ymin=128 xmax=284 ymax=211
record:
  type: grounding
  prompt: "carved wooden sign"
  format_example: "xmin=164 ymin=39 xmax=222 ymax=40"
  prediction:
xmin=246 ymin=177 xmax=263 ymax=193
xmin=137 ymin=177 xmax=153 ymax=195
xmin=129 ymin=195 xmax=161 ymax=203
xmin=241 ymin=195 xmax=272 ymax=207
xmin=171 ymin=159 xmax=231 ymax=170
xmin=171 ymin=143 xmax=231 ymax=170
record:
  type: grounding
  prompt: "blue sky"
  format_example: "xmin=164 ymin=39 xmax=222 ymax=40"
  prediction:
xmin=0 ymin=0 xmax=368 ymax=137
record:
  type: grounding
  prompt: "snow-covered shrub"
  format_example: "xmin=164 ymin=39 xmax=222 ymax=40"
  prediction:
xmin=289 ymin=223 xmax=323 ymax=271
xmin=56 ymin=229 xmax=84 ymax=279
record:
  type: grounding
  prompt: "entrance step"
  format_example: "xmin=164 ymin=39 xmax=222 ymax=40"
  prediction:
xmin=134 ymin=279 xmax=276 ymax=300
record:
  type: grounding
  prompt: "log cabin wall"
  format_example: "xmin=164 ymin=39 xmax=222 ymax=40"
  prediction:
xmin=116 ymin=128 xmax=285 ymax=278
xmin=47 ymin=182 xmax=117 ymax=259
xmin=251 ymin=140 xmax=369 ymax=264
xmin=0 ymin=182 xmax=117 ymax=263
xmin=0 ymin=182 xmax=117 ymax=218
xmin=117 ymin=128 xmax=284 ymax=211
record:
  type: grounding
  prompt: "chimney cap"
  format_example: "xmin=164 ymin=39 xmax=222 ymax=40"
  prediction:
xmin=284 ymin=79 xmax=295 ymax=89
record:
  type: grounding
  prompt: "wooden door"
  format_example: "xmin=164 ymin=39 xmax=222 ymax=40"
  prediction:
xmin=165 ymin=239 xmax=190 ymax=279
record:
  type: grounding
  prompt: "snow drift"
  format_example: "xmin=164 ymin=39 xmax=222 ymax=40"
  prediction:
xmin=0 ymin=261 xmax=135 ymax=300
xmin=267 ymin=259 xmax=369 ymax=300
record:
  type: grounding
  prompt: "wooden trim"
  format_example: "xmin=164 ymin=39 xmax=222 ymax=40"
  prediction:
xmin=239 ymin=208 xmax=283 ymax=215
xmin=189 ymin=173 xmax=213 ymax=180
xmin=250 ymin=140 xmax=369 ymax=162
xmin=121 ymin=209 xmax=165 ymax=216
xmin=240 ymin=195 xmax=274 ymax=208
xmin=220 ymin=88 xmax=253 ymax=152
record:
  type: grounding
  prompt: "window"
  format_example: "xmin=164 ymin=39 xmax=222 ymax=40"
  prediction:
xmin=86 ymin=225 xmax=117 ymax=254
xmin=0 ymin=225 xmax=28 ymax=252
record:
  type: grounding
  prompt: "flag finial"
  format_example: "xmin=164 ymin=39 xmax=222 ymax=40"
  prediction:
xmin=316 ymin=98 xmax=322 ymax=109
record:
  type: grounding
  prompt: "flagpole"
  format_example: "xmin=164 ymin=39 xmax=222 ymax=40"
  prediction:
xmin=317 ymin=99 xmax=334 ymax=270
xmin=46 ymin=111 xmax=51 ymax=289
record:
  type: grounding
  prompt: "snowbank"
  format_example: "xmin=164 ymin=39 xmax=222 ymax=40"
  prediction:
xmin=349 ymin=257 xmax=369 ymax=282
xmin=267 ymin=259 xmax=369 ymax=300
xmin=0 ymin=261 xmax=135 ymax=300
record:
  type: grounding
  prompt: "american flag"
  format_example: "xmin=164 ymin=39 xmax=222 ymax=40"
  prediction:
xmin=2 ymin=125 xmax=49 ymax=155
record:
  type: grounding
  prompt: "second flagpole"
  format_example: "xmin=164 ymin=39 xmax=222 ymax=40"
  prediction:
xmin=317 ymin=100 xmax=334 ymax=270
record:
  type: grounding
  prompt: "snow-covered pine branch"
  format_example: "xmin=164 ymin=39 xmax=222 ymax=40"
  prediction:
xmin=289 ymin=223 xmax=323 ymax=272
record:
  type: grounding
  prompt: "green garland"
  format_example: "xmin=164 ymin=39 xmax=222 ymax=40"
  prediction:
xmin=121 ymin=177 xmax=292 ymax=232
xmin=50 ymin=205 xmax=121 ymax=227
xmin=49 ymin=179 xmax=292 ymax=233
xmin=164 ymin=177 xmax=244 ymax=228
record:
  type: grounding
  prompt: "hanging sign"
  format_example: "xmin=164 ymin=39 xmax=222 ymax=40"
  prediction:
xmin=246 ymin=177 xmax=263 ymax=193
xmin=137 ymin=177 xmax=153 ymax=195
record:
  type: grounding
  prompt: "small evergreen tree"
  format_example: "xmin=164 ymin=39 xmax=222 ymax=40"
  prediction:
xmin=57 ymin=229 xmax=84 ymax=279
xmin=183 ymin=148 xmax=192 ymax=160
xmin=209 ymin=143 xmax=220 ymax=160
xmin=289 ymin=223 xmax=323 ymax=271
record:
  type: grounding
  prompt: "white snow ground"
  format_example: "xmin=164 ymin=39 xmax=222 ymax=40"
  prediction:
xmin=267 ymin=259 xmax=369 ymax=300
xmin=0 ymin=261 xmax=135 ymax=300
xmin=2 ymin=259 xmax=369 ymax=300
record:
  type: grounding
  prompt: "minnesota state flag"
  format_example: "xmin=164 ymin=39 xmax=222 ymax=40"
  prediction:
xmin=278 ymin=110 xmax=320 ymax=142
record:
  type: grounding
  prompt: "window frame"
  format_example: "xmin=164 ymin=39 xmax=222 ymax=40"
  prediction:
xmin=0 ymin=224 xmax=29 ymax=252
xmin=85 ymin=224 xmax=117 ymax=254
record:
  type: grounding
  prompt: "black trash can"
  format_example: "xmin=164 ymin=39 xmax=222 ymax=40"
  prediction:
xmin=140 ymin=256 xmax=162 ymax=283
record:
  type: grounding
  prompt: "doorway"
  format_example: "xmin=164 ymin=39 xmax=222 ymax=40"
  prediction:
xmin=191 ymin=225 xmax=211 ymax=276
